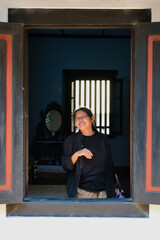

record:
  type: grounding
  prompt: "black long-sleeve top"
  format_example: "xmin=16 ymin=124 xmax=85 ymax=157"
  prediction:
xmin=61 ymin=130 xmax=116 ymax=198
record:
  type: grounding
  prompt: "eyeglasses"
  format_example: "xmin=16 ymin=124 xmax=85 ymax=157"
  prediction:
xmin=75 ymin=115 xmax=89 ymax=121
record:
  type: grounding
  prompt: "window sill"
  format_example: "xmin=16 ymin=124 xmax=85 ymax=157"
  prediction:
xmin=7 ymin=198 xmax=149 ymax=217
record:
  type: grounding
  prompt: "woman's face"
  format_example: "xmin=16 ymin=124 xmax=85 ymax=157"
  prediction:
xmin=75 ymin=110 xmax=94 ymax=132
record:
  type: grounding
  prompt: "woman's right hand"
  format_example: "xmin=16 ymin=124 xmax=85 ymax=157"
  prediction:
xmin=71 ymin=148 xmax=93 ymax=164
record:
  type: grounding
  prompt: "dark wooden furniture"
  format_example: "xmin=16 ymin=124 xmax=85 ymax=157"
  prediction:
xmin=29 ymin=101 xmax=66 ymax=184
xmin=30 ymin=140 xmax=66 ymax=184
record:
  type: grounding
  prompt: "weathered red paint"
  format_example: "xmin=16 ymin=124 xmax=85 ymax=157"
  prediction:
xmin=146 ymin=35 xmax=160 ymax=192
xmin=0 ymin=34 xmax=12 ymax=191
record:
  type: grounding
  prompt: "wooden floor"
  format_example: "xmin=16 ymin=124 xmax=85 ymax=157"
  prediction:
xmin=28 ymin=183 xmax=130 ymax=199
xmin=27 ymin=185 xmax=68 ymax=198
xmin=27 ymin=167 xmax=130 ymax=199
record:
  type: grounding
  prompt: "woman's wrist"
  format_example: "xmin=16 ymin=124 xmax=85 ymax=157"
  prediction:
xmin=71 ymin=150 xmax=82 ymax=164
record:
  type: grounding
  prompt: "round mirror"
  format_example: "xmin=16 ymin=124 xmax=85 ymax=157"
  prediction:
xmin=45 ymin=109 xmax=62 ymax=132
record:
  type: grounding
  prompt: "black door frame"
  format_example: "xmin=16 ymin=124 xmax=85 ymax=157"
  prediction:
xmin=7 ymin=8 xmax=151 ymax=217
xmin=9 ymin=8 xmax=151 ymax=25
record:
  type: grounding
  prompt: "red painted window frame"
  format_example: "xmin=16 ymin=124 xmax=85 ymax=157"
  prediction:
xmin=0 ymin=34 xmax=12 ymax=191
xmin=146 ymin=35 xmax=160 ymax=192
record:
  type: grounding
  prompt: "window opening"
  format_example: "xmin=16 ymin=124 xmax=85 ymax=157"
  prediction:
xmin=27 ymin=28 xmax=131 ymax=201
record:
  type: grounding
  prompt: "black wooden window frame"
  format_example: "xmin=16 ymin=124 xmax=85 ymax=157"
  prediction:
xmin=5 ymin=8 xmax=151 ymax=217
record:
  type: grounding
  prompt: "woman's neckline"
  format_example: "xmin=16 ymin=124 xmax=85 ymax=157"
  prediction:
xmin=82 ymin=131 xmax=95 ymax=137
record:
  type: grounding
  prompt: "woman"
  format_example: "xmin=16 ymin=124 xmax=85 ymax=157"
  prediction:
xmin=62 ymin=107 xmax=116 ymax=198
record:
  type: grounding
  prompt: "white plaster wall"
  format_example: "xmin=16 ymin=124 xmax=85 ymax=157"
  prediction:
xmin=0 ymin=204 xmax=160 ymax=240
xmin=0 ymin=0 xmax=160 ymax=239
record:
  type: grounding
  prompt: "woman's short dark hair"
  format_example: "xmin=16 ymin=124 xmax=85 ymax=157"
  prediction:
xmin=73 ymin=107 xmax=96 ymax=130
xmin=73 ymin=107 xmax=93 ymax=119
